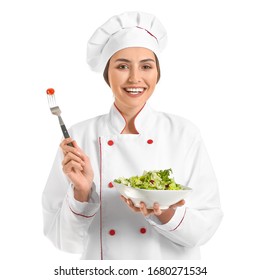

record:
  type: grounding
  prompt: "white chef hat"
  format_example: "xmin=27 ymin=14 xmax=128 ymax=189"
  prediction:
xmin=87 ymin=11 xmax=167 ymax=72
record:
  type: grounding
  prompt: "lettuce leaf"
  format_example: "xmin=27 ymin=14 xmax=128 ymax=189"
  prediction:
xmin=114 ymin=169 xmax=183 ymax=190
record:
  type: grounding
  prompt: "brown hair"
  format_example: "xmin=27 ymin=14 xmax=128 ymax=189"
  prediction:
xmin=103 ymin=54 xmax=161 ymax=86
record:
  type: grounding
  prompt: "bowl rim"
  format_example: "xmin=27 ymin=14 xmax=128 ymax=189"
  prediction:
xmin=113 ymin=182 xmax=192 ymax=192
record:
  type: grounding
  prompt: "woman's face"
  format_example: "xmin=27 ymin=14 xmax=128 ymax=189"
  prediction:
xmin=108 ymin=47 xmax=158 ymax=114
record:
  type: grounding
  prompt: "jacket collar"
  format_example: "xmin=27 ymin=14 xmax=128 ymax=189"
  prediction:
xmin=108 ymin=103 xmax=156 ymax=134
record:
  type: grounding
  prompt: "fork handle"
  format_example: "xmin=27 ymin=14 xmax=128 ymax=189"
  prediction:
xmin=61 ymin=124 xmax=73 ymax=147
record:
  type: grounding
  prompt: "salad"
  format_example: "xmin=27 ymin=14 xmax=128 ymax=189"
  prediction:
xmin=114 ymin=168 xmax=183 ymax=190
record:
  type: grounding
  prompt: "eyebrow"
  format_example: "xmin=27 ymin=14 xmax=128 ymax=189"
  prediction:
xmin=114 ymin=58 xmax=156 ymax=63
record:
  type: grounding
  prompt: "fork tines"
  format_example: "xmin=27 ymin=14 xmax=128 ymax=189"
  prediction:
xmin=47 ymin=93 xmax=57 ymax=109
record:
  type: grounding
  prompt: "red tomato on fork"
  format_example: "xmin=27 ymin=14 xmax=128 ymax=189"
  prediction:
xmin=46 ymin=88 xmax=55 ymax=95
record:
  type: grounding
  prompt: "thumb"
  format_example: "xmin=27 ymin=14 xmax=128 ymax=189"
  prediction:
xmin=171 ymin=199 xmax=185 ymax=210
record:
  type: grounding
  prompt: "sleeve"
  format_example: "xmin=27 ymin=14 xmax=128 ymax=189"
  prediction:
xmin=145 ymin=133 xmax=223 ymax=247
xmin=42 ymin=148 xmax=100 ymax=254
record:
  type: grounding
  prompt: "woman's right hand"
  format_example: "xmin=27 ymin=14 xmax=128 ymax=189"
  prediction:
xmin=60 ymin=138 xmax=94 ymax=202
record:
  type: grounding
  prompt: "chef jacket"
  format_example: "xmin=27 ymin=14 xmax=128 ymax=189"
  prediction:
xmin=42 ymin=103 xmax=223 ymax=260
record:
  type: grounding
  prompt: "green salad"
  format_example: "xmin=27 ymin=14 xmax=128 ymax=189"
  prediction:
xmin=114 ymin=168 xmax=183 ymax=190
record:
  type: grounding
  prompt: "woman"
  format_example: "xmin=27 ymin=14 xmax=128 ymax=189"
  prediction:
xmin=43 ymin=11 xmax=223 ymax=260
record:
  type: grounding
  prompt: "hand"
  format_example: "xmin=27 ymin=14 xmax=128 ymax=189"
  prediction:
xmin=60 ymin=138 xmax=94 ymax=202
xmin=121 ymin=196 xmax=185 ymax=224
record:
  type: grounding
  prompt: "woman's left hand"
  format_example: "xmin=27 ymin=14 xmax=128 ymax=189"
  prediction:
xmin=121 ymin=196 xmax=185 ymax=224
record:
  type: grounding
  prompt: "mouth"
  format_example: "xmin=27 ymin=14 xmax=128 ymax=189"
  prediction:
xmin=123 ymin=87 xmax=146 ymax=97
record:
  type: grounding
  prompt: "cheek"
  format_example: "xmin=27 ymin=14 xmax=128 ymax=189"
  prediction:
xmin=108 ymin=74 xmax=123 ymax=95
xmin=109 ymin=72 xmax=127 ymax=88
xmin=147 ymin=74 xmax=158 ymax=89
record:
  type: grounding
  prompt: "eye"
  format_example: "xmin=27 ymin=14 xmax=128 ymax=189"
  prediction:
xmin=142 ymin=64 xmax=153 ymax=70
xmin=117 ymin=64 xmax=129 ymax=70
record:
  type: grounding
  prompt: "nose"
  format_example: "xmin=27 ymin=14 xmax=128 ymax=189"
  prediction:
xmin=128 ymin=68 xmax=141 ymax=83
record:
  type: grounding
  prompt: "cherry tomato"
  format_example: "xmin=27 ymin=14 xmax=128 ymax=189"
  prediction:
xmin=46 ymin=88 xmax=55 ymax=95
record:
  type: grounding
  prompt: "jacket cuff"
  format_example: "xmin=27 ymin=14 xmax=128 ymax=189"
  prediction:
xmin=146 ymin=206 xmax=186 ymax=231
xmin=67 ymin=183 xmax=100 ymax=218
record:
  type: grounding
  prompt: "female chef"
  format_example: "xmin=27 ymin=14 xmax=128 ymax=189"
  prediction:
xmin=42 ymin=11 xmax=223 ymax=260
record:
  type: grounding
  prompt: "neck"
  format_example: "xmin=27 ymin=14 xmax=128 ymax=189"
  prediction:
xmin=114 ymin=103 xmax=145 ymax=134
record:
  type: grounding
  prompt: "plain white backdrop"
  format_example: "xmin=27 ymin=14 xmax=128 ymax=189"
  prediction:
xmin=0 ymin=0 xmax=259 ymax=279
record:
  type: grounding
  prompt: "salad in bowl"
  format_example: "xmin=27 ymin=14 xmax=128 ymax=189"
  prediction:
xmin=113 ymin=169 xmax=192 ymax=209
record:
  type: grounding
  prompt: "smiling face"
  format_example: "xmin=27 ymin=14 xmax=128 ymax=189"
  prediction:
xmin=107 ymin=47 xmax=159 ymax=115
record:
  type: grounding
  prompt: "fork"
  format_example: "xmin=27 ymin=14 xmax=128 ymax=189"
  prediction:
xmin=46 ymin=88 xmax=73 ymax=147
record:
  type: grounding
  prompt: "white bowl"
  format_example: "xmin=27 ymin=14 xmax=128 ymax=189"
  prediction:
xmin=114 ymin=182 xmax=192 ymax=209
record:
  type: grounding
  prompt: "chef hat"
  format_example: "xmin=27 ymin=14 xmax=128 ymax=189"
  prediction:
xmin=87 ymin=11 xmax=167 ymax=72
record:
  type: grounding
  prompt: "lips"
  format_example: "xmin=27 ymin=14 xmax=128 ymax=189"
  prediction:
xmin=124 ymin=87 xmax=146 ymax=96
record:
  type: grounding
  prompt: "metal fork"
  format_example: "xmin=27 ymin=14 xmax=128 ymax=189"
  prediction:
xmin=46 ymin=88 xmax=73 ymax=147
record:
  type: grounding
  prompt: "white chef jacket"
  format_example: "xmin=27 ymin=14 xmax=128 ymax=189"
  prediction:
xmin=42 ymin=103 xmax=223 ymax=260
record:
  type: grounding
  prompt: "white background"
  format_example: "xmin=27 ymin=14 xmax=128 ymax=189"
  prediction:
xmin=0 ymin=0 xmax=259 ymax=279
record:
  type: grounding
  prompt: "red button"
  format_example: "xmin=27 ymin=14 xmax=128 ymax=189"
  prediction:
xmin=108 ymin=182 xmax=114 ymax=188
xmin=147 ymin=139 xmax=153 ymax=144
xmin=107 ymin=140 xmax=114 ymax=146
xmin=109 ymin=229 xmax=116 ymax=236
xmin=140 ymin=227 xmax=147 ymax=234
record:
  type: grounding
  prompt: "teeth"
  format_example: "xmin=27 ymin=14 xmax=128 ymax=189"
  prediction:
xmin=125 ymin=88 xmax=144 ymax=95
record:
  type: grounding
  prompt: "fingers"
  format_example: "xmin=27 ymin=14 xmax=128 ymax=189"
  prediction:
xmin=140 ymin=202 xmax=159 ymax=217
xmin=61 ymin=138 xmax=92 ymax=165
xmin=60 ymin=139 xmax=82 ymax=173
xmin=62 ymin=157 xmax=84 ymax=174
xmin=152 ymin=203 xmax=163 ymax=216
xmin=120 ymin=197 xmax=184 ymax=218
xmin=121 ymin=197 xmax=158 ymax=217
xmin=120 ymin=195 xmax=186 ymax=220
xmin=139 ymin=202 xmax=149 ymax=216
xmin=60 ymin=138 xmax=81 ymax=156
xmin=120 ymin=196 xmax=141 ymax=213
xmin=62 ymin=151 xmax=85 ymax=166
xmin=148 ymin=199 xmax=185 ymax=218
xmin=170 ymin=199 xmax=185 ymax=210
xmin=60 ymin=138 xmax=93 ymax=178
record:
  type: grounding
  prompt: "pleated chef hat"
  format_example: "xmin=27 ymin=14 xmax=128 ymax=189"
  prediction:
xmin=87 ymin=11 xmax=167 ymax=72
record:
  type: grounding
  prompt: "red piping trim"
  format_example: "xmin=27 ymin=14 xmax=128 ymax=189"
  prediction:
xmin=169 ymin=208 xmax=187 ymax=231
xmin=113 ymin=103 xmax=127 ymax=134
xmin=66 ymin=196 xmax=96 ymax=218
xmin=113 ymin=102 xmax=146 ymax=134
xmin=98 ymin=137 xmax=103 ymax=260
xmin=68 ymin=206 xmax=96 ymax=218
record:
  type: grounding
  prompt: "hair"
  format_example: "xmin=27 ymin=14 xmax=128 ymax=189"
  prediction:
xmin=103 ymin=53 xmax=161 ymax=86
